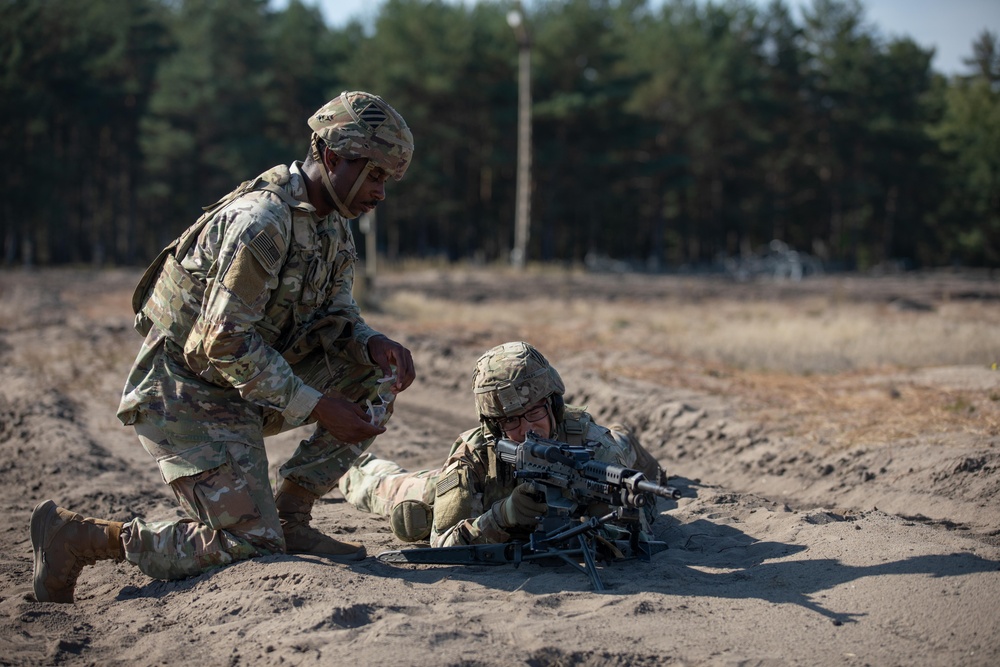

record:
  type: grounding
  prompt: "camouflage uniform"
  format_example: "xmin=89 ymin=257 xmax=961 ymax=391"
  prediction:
xmin=29 ymin=92 xmax=413 ymax=605
xmin=117 ymin=160 xmax=391 ymax=579
xmin=340 ymin=406 xmax=663 ymax=547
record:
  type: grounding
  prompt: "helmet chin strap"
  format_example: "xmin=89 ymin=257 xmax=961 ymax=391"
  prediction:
xmin=344 ymin=160 xmax=375 ymax=211
xmin=311 ymin=135 xmax=371 ymax=218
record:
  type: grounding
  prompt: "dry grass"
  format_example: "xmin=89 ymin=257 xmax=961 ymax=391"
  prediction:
xmin=376 ymin=288 xmax=1000 ymax=371
xmin=5 ymin=266 xmax=998 ymax=453
xmin=372 ymin=280 xmax=1000 ymax=452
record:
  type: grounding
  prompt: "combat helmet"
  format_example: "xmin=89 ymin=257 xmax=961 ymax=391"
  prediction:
xmin=472 ymin=342 xmax=565 ymax=438
xmin=308 ymin=91 xmax=414 ymax=217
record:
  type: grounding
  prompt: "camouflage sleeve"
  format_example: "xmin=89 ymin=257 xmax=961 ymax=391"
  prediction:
xmin=588 ymin=421 xmax=636 ymax=468
xmin=186 ymin=194 xmax=320 ymax=425
xmin=588 ymin=420 xmax=659 ymax=533
xmin=314 ymin=217 xmax=380 ymax=367
xmin=429 ymin=439 xmax=512 ymax=547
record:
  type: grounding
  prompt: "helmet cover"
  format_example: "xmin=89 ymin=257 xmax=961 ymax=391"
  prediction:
xmin=472 ymin=342 xmax=565 ymax=419
xmin=308 ymin=91 xmax=413 ymax=180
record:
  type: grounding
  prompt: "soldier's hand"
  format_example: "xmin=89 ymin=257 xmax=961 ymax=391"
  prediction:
xmin=367 ymin=335 xmax=415 ymax=393
xmin=310 ymin=394 xmax=385 ymax=443
xmin=491 ymin=483 xmax=547 ymax=529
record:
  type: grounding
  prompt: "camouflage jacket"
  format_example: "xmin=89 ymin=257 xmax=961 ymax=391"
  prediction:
xmin=118 ymin=162 xmax=378 ymax=448
xmin=430 ymin=407 xmax=652 ymax=547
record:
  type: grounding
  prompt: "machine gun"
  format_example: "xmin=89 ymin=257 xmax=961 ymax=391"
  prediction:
xmin=377 ymin=433 xmax=681 ymax=590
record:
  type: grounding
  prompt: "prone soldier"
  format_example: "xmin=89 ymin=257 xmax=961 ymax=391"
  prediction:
xmin=339 ymin=341 xmax=668 ymax=548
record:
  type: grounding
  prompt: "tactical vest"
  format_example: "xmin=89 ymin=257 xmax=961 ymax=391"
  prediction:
xmin=130 ymin=166 xmax=312 ymax=342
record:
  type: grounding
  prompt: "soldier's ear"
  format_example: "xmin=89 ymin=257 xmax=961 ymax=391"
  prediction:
xmin=322 ymin=146 xmax=341 ymax=171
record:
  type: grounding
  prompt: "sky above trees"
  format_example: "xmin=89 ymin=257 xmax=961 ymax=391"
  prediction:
xmin=272 ymin=0 xmax=1000 ymax=76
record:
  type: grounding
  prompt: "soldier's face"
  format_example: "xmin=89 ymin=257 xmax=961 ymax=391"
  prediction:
xmin=498 ymin=399 xmax=553 ymax=442
xmin=327 ymin=154 xmax=388 ymax=217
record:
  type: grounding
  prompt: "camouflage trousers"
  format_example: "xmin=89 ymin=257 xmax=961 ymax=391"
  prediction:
xmin=125 ymin=345 xmax=386 ymax=580
xmin=338 ymin=453 xmax=440 ymax=518
xmin=264 ymin=346 xmax=388 ymax=498
xmin=124 ymin=432 xmax=282 ymax=579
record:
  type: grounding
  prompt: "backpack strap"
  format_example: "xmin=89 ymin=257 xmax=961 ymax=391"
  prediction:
xmin=560 ymin=405 xmax=590 ymax=446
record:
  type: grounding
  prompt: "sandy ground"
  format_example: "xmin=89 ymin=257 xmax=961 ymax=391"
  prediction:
xmin=0 ymin=266 xmax=998 ymax=667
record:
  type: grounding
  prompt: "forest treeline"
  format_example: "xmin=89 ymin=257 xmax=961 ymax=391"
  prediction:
xmin=2 ymin=0 xmax=999 ymax=269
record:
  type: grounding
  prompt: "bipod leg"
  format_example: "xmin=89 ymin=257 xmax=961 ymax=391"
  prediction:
xmin=527 ymin=537 xmax=605 ymax=591
xmin=578 ymin=534 xmax=605 ymax=591
xmin=530 ymin=517 xmax=615 ymax=591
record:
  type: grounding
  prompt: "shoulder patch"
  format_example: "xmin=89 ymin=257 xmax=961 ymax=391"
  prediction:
xmin=224 ymin=245 xmax=271 ymax=306
xmin=248 ymin=228 xmax=284 ymax=272
xmin=436 ymin=471 xmax=461 ymax=496
xmin=432 ymin=469 xmax=474 ymax=535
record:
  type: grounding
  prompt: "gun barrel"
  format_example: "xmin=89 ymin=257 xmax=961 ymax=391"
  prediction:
xmin=635 ymin=478 xmax=682 ymax=500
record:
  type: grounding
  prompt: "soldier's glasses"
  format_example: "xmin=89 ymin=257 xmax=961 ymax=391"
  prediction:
xmin=498 ymin=403 xmax=549 ymax=431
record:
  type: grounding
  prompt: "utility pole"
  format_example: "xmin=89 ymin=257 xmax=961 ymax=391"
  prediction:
xmin=507 ymin=3 xmax=532 ymax=268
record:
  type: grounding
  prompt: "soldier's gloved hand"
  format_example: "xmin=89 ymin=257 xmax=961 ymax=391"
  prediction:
xmin=491 ymin=483 xmax=547 ymax=529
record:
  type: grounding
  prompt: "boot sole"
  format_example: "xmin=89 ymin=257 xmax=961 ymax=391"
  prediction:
xmin=30 ymin=500 xmax=58 ymax=603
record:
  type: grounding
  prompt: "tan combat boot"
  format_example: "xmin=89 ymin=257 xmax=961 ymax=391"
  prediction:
xmin=274 ymin=479 xmax=366 ymax=561
xmin=30 ymin=500 xmax=125 ymax=604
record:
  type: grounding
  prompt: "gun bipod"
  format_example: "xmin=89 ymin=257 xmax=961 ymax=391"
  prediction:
xmin=376 ymin=516 xmax=620 ymax=590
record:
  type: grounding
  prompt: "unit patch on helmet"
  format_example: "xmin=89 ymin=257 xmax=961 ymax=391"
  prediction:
xmin=357 ymin=101 xmax=387 ymax=130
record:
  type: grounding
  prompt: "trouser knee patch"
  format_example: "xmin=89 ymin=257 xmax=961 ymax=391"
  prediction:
xmin=389 ymin=500 xmax=432 ymax=543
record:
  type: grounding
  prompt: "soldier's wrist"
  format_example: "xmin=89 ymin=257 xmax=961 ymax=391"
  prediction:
xmin=486 ymin=502 xmax=511 ymax=530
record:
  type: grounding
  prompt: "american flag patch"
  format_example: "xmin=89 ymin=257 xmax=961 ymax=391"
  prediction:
xmin=249 ymin=229 xmax=281 ymax=269
xmin=436 ymin=471 xmax=461 ymax=496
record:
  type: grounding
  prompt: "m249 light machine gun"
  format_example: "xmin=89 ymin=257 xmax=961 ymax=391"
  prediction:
xmin=377 ymin=434 xmax=681 ymax=590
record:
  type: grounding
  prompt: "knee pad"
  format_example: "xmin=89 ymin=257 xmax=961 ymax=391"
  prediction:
xmin=389 ymin=499 xmax=432 ymax=543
